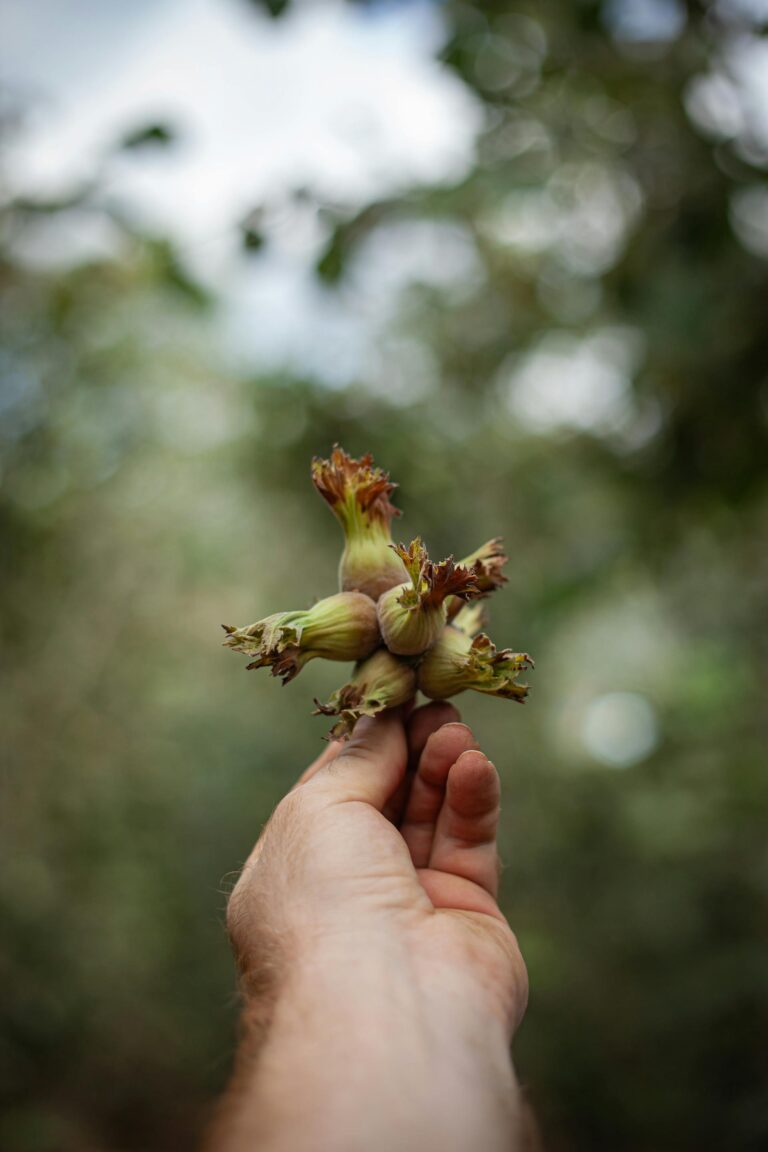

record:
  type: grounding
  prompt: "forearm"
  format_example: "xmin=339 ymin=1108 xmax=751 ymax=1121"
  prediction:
xmin=211 ymin=937 xmax=521 ymax=1152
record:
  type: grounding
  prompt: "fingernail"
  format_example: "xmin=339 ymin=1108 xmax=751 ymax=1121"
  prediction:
xmin=455 ymin=748 xmax=491 ymax=765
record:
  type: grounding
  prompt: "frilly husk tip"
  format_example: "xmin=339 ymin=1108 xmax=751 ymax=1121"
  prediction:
xmin=312 ymin=685 xmax=386 ymax=741
xmin=391 ymin=538 xmax=481 ymax=610
xmin=312 ymin=445 xmax=400 ymax=527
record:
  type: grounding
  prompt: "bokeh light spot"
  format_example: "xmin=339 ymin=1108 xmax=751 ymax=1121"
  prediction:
xmin=582 ymin=691 xmax=659 ymax=767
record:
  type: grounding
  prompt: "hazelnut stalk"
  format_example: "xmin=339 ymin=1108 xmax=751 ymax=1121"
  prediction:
xmin=418 ymin=625 xmax=534 ymax=703
xmin=314 ymin=648 xmax=417 ymax=740
xmin=311 ymin=446 xmax=407 ymax=600
xmin=377 ymin=538 xmax=480 ymax=656
xmin=222 ymin=591 xmax=379 ymax=684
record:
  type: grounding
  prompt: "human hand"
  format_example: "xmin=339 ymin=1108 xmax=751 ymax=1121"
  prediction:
xmin=228 ymin=703 xmax=526 ymax=1030
xmin=217 ymin=705 xmax=528 ymax=1152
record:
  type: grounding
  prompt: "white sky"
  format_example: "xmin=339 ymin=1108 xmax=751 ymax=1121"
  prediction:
xmin=2 ymin=0 xmax=483 ymax=380
xmin=4 ymin=0 xmax=479 ymax=225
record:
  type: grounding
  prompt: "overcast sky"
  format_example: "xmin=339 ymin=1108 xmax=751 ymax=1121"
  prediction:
xmin=2 ymin=0 xmax=483 ymax=379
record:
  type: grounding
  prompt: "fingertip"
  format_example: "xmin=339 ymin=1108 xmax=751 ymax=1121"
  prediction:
xmin=440 ymin=721 xmax=475 ymax=739
xmin=406 ymin=701 xmax=462 ymax=767
xmin=346 ymin=707 xmax=402 ymax=747
xmin=346 ymin=713 xmax=376 ymax=741
xmin=448 ymin=750 xmax=500 ymax=817
xmin=418 ymin=723 xmax=479 ymax=786
xmin=454 ymin=747 xmax=496 ymax=773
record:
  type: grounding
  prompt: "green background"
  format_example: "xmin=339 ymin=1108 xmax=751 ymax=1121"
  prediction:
xmin=2 ymin=2 xmax=767 ymax=1149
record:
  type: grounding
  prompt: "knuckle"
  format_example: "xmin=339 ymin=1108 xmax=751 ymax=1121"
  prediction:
xmin=225 ymin=879 xmax=251 ymax=949
xmin=225 ymin=788 xmax=308 ymax=941
xmin=225 ymin=866 xmax=274 ymax=976
xmin=271 ymin=786 xmax=309 ymax=829
xmin=224 ymin=844 xmax=268 ymax=949
xmin=506 ymin=929 xmax=530 ymax=1023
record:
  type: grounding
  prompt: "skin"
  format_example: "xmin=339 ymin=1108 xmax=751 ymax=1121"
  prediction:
xmin=209 ymin=703 xmax=530 ymax=1152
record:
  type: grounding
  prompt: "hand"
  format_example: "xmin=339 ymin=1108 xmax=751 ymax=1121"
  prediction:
xmin=228 ymin=702 xmax=527 ymax=1034
xmin=218 ymin=704 xmax=528 ymax=1152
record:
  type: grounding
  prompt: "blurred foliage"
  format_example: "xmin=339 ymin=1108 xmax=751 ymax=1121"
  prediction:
xmin=117 ymin=123 xmax=178 ymax=152
xmin=2 ymin=1 xmax=768 ymax=1150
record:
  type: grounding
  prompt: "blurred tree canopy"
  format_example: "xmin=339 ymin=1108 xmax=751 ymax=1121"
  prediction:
xmin=1 ymin=2 xmax=767 ymax=1150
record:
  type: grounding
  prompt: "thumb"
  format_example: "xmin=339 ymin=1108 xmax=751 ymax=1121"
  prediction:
xmin=305 ymin=710 xmax=407 ymax=811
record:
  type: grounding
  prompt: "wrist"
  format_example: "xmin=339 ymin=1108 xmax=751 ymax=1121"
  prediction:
xmin=261 ymin=925 xmax=515 ymax=1058
xmin=241 ymin=931 xmax=519 ymax=1151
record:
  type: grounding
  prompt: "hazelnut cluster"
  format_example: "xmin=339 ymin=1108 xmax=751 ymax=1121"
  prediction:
xmin=223 ymin=447 xmax=533 ymax=739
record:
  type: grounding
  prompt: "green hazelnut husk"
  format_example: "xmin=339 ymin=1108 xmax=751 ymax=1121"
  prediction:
xmin=377 ymin=538 xmax=480 ymax=656
xmin=418 ymin=624 xmax=533 ymax=703
xmin=312 ymin=446 xmax=407 ymax=600
xmin=313 ymin=647 xmax=417 ymax=740
xmin=223 ymin=591 xmax=379 ymax=684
